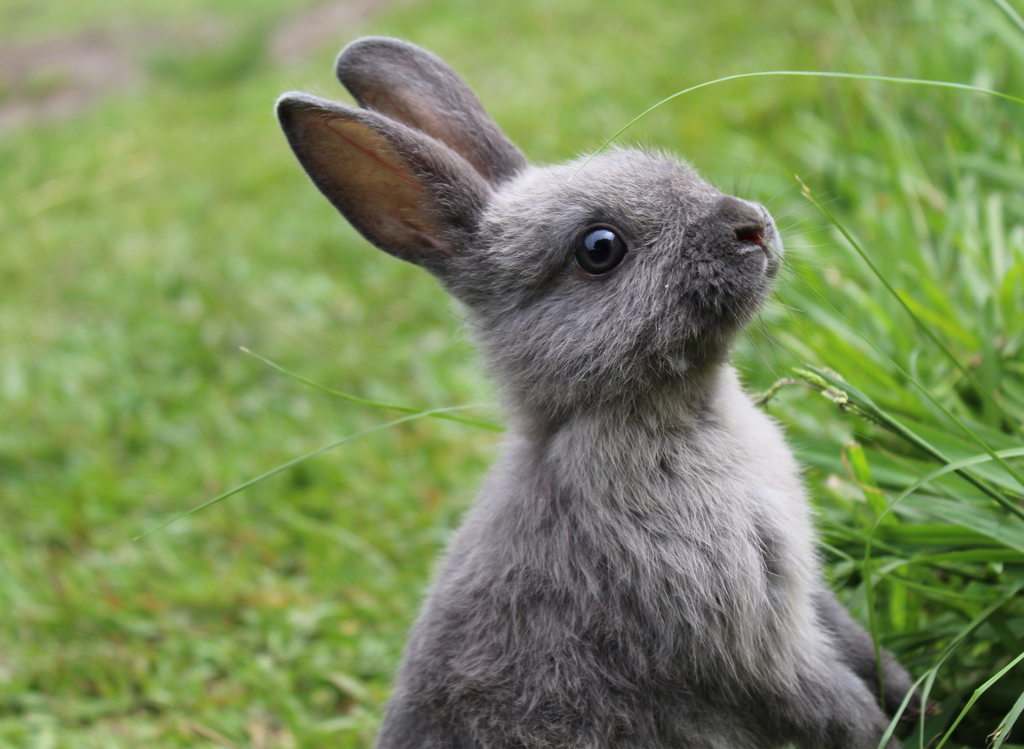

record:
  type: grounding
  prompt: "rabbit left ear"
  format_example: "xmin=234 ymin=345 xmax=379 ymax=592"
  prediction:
xmin=334 ymin=37 xmax=527 ymax=186
xmin=276 ymin=92 xmax=490 ymax=270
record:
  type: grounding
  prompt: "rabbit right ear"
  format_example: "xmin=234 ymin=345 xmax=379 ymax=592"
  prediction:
xmin=334 ymin=37 xmax=527 ymax=186
xmin=276 ymin=92 xmax=491 ymax=270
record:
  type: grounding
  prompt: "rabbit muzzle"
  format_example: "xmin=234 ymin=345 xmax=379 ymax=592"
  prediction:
xmin=709 ymin=194 xmax=783 ymax=277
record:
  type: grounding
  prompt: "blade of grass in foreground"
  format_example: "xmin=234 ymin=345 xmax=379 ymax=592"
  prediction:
xmin=571 ymin=71 xmax=1024 ymax=179
xmin=241 ymin=346 xmax=503 ymax=432
xmin=134 ymin=405 xmax=484 ymax=540
xmin=877 ymin=671 xmax=932 ymax=749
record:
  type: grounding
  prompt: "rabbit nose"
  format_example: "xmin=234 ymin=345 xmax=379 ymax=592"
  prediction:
xmin=713 ymin=195 xmax=766 ymax=247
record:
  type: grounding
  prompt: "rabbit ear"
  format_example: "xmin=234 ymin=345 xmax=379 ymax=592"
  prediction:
xmin=334 ymin=37 xmax=527 ymax=186
xmin=276 ymin=92 xmax=490 ymax=269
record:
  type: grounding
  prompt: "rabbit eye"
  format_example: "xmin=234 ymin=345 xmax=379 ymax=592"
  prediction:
xmin=575 ymin=227 xmax=627 ymax=277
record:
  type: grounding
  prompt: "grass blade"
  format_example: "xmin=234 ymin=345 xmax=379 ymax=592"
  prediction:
xmin=992 ymin=0 xmax=1024 ymax=36
xmin=934 ymin=650 xmax=1024 ymax=749
xmin=572 ymin=71 xmax=1024 ymax=178
xmin=875 ymin=671 xmax=933 ymax=749
xmin=902 ymin=496 xmax=1024 ymax=555
xmin=854 ymin=445 xmax=1024 ymax=737
xmin=134 ymin=405 xmax=484 ymax=540
xmin=241 ymin=346 xmax=503 ymax=432
xmin=991 ymin=684 xmax=1024 ymax=749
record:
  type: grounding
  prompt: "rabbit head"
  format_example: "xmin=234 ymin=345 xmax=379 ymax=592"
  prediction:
xmin=277 ymin=37 xmax=783 ymax=423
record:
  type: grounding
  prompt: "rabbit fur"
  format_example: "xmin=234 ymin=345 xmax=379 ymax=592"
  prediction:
xmin=276 ymin=36 xmax=917 ymax=749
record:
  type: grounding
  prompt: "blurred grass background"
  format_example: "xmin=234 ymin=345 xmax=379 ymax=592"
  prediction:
xmin=1 ymin=0 xmax=1023 ymax=746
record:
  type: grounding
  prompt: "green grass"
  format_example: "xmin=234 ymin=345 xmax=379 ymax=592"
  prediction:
xmin=1 ymin=0 xmax=1023 ymax=746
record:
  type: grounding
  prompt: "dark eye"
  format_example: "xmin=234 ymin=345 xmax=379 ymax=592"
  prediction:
xmin=574 ymin=227 xmax=628 ymax=277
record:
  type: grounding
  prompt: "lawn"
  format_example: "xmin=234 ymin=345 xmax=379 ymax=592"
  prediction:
xmin=1 ymin=0 xmax=1023 ymax=747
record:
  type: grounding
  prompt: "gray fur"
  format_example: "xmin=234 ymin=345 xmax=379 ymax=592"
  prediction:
xmin=276 ymin=36 xmax=918 ymax=749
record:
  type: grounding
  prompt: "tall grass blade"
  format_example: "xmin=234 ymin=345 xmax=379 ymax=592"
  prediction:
xmin=241 ymin=347 xmax=503 ymax=432
xmin=134 ymin=405 xmax=484 ymax=540
xmin=875 ymin=671 xmax=932 ymax=749
xmin=572 ymin=71 xmax=1024 ymax=178
xmin=853 ymin=446 xmax=1024 ymax=658
xmin=759 ymin=282 xmax=1024 ymax=509
xmin=780 ymin=274 xmax=1024 ymax=509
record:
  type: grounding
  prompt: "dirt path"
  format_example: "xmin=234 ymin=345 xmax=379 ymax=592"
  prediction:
xmin=0 ymin=0 xmax=408 ymax=133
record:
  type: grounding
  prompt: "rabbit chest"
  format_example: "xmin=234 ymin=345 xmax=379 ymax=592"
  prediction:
xmin=400 ymin=366 xmax=824 ymax=722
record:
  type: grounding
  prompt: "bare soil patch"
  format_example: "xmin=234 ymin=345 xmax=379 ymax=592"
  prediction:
xmin=0 ymin=31 xmax=143 ymax=132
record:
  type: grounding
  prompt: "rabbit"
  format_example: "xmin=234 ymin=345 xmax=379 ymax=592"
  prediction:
xmin=275 ymin=36 xmax=919 ymax=749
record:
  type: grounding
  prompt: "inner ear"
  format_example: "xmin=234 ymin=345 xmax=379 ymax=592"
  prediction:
xmin=277 ymin=93 xmax=490 ymax=268
xmin=335 ymin=37 xmax=527 ymax=186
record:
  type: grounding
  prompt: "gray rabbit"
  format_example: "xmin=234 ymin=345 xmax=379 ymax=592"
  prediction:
xmin=276 ymin=37 xmax=917 ymax=749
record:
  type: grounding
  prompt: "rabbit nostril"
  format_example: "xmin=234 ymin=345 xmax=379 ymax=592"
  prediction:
xmin=735 ymin=228 xmax=765 ymax=246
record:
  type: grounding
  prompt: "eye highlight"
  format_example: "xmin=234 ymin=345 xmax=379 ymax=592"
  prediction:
xmin=574 ymin=226 xmax=628 ymax=277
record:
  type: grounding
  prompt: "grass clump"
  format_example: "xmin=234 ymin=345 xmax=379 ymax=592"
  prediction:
xmin=737 ymin=3 xmax=1024 ymax=745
